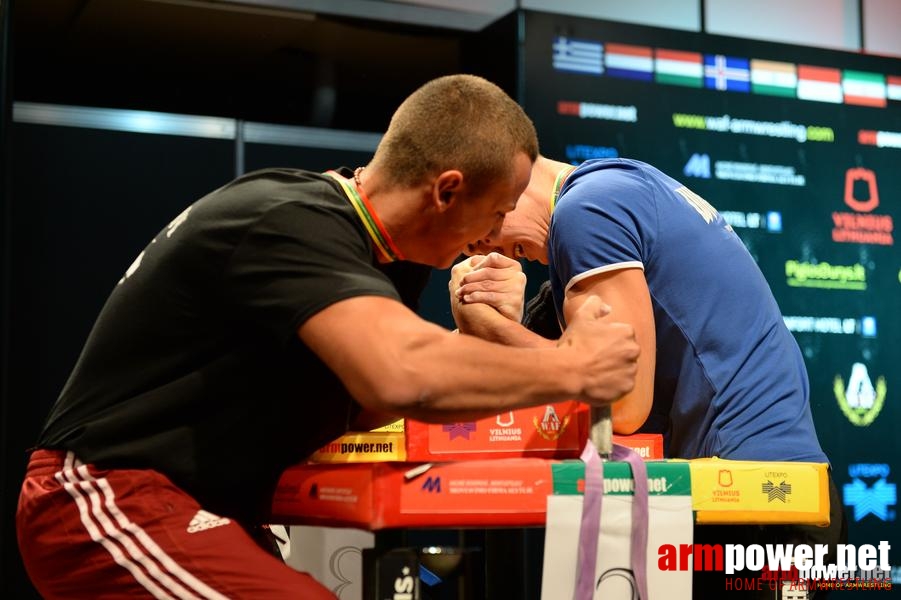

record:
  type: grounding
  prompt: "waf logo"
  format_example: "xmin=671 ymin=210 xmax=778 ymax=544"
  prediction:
xmin=834 ymin=362 xmax=887 ymax=426
xmin=843 ymin=464 xmax=897 ymax=522
xmin=832 ymin=168 xmax=894 ymax=246
xmin=532 ymin=405 xmax=571 ymax=441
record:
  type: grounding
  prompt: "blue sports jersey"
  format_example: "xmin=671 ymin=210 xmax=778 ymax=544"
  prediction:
xmin=549 ymin=158 xmax=827 ymax=463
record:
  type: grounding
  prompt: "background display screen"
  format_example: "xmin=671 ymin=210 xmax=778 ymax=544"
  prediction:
xmin=522 ymin=9 xmax=900 ymax=566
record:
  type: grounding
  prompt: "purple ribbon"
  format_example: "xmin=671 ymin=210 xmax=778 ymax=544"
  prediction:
xmin=574 ymin=441 xmax=649 ymax=600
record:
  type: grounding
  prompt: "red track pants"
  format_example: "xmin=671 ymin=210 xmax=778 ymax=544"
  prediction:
xmin=17 ymin=449 xmax=336 ymax=599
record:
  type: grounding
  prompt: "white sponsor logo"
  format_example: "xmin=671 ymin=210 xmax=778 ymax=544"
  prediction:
xmin=187 ymin=510 xmax=231 ymax=533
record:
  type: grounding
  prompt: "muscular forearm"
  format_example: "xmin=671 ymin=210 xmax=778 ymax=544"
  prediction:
xmin=300 ymin=296 xmax=638 ymax=425
xmin=455 ymin=302 xmax=555 ymax=348
xmin=392 ymin=325 xmax=583 ymax=422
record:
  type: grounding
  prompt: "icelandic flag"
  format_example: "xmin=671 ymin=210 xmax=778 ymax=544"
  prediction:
xmin=552 ymin=36 xmax=603 ymax=75
xmin=704 ymin=54 xmax=751 ymax=92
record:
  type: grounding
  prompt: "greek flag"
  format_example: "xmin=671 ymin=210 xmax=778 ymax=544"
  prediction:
xmin=552 ymin=36 xmax=603 ymax=75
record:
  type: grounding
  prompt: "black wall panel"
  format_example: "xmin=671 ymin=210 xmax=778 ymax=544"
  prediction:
xmin=4 ymin=123 xmax=233 ymax=597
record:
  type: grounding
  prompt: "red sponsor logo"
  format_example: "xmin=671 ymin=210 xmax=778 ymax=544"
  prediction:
xmin=832 ymin=168 xmax=893 ymax=246
xmin=557 ymin=101 xmax=581 ymax=116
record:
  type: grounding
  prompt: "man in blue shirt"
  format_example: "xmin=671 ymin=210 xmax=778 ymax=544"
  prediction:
xmin=453 ymin=155 xmax=846 ymax=599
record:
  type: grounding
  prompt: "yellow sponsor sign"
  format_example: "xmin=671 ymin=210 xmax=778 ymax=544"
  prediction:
xmin=690 ymin=458 xmax=829 ymax=525
xmin=310 ymin=432 xmax=406 ymax=463
xmin=371 ymin=419 xmax=404 ymax=433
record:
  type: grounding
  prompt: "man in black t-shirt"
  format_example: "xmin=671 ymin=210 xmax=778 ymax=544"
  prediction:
xmin=17 ymin=75 xmax=640 ymax=599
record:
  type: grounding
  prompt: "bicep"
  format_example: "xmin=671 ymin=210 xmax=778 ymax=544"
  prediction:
xmin=297 ymin=295 xmax=443 ymax=412
xmin=563 ymin=267 xmax=652 ymax=328
xmin=563 ymin=267 xmax=656 ymax=432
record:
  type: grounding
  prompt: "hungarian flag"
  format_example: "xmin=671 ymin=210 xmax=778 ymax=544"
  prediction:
xmin=655 ymin=49 xmax=703 ymax=87
xmin=604 ymin=43 xmax=653 ymax=81
xmin=750 ymin=59 xmax=797 ymax=97
xmin=797 ymin=65 xmax=843 ymax=103
xmin=888 ymin=76 xmax=901 ymax=102
xmin=843 ymin=70 xmax=887 ymax=107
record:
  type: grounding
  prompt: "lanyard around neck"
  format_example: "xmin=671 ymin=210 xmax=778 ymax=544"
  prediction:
xmin=325 ymin=171 xmax=405 ymax=262
xmin=550 ymin=166 xmax=577 ymax=213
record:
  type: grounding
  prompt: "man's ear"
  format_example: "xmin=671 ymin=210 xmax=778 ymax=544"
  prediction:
xmin=433 ymin=170 xmax=464 ymax=212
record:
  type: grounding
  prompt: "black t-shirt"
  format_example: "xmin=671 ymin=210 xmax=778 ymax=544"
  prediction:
xmin=38 ymin=168 xmax=431 ymax=524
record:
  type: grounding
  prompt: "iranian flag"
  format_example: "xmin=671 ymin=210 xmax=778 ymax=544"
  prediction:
xmin=843 ymin=70 xmax=887 ymax=107
xmin=888 ymin=76 xmax=901 ymax=102
xmin=750 ymin=59 xmax=797 ymax=97
xmin=797 ymin=65 xmax=843 ymax=103
xmin=655 ymin=49 xmax=702 ymax=87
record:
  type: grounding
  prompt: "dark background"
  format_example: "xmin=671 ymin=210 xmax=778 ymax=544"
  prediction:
xmin=2 ymin=1 xmax=899 ymax=597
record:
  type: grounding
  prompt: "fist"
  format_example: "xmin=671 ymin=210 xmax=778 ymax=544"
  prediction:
xmin=451 ymin=253 xmax=526 ymax=323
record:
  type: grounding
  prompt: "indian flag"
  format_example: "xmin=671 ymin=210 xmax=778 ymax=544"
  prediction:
xmin=888 ymin=76 xmax=901 ymax=101
xmin=655 ymin=49 xmax=702 ymax=87
xmin=843 ymin=70 xmax=887 ymax=107
xmin=797 ymin=65 xmax=843 ymax=104
xmin=751 ymin=59 xmax=796 ymax=97
xmin=604 ymin=43 xmax=653 ymax=81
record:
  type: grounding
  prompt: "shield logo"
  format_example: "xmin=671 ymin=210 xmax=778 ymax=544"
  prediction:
xmin=718 ymin=469 xmax=734 ymax=487
xmin=496 ymin=411 xmax=515 ymax=427
xmin=844 ymin=167 xmax=879 ymax=213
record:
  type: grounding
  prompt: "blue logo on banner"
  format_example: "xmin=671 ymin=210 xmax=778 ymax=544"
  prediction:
xmin=565 ymin=144 xmax=618 ymax=162
xmin=766 ymin=211 xmax=783 ymax=232
xmin=843 ymin=464 xmax=897 ymax=522
xmin=861 ymin=316 xmax=877 ymax=338
xmin=422 ymin=476 xmax=442 ymax=493
xmin=683 ymin=153 xmax=711 ymax=179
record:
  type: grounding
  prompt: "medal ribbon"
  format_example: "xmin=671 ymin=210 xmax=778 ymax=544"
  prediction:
xmin=325 ymin=171 xmax=405 ymax=262
xmin=550 ymin=166 xmax=577 ymax=213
